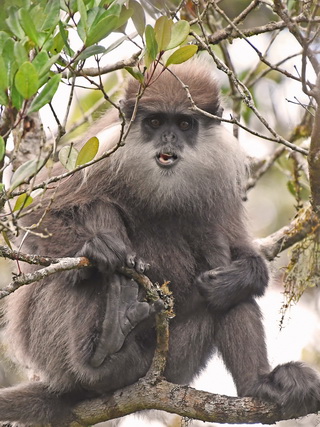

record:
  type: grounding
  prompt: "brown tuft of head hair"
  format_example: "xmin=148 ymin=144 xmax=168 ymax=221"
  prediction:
xmin=123 ymin=59 xmax=220 ymax=117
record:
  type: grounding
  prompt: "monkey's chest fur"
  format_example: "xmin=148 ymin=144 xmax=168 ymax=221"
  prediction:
xmin=8 ymin=204 xmax=223 ymax=392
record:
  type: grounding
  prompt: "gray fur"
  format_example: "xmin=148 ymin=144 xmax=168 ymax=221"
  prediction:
xmin=1 ymin=61 xmax=320 ymax=425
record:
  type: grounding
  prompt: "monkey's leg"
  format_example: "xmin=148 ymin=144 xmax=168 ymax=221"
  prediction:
xmin=215 ymin=299 xmax=320 ymax=418
xmin=215 ymin=299 xmax=270 ymax=397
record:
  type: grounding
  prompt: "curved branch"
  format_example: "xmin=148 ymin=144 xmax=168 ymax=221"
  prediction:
xmin=257 ymin=206 xmax=319 ymax=261
xmin=66 ymin=378 xmax=302 ymax=426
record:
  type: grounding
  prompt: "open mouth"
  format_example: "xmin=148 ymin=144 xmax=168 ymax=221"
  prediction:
xmin=156 ymin=152 xmax=178 ymax=167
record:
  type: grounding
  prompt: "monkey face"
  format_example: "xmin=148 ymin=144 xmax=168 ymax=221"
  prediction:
xmin=106 ymin=62 xmax=246 ymax=212
xmin=140 ymin=111 xmax=199 ymax=169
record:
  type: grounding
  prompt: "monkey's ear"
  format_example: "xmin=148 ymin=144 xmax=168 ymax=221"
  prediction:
xmin=216 ymin=106 xmax=224 ymax=118
xmin=119 ymin=98 xmax=134 ymax=120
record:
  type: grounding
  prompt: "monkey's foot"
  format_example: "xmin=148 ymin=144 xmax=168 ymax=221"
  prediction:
xmin=89 ymin=274 xmax=159 ymax=368
xmin=247 ymin=362 xmax=320 ymax=418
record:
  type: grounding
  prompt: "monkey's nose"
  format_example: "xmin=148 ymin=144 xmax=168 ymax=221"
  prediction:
xmin=161 ymin=132 xmax=177 ymax=143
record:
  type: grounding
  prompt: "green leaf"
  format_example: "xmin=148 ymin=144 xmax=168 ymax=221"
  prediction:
xmin=78 ymin=0 xmax=88 ymax=29
xmin=77 ymin=45 xmax=106 ymax=61
xmin=77 ymin=0 xmax=88 ymax=41
xmin=32 ymin=51 xmax=49 ymax=74
xmin=0 ymin=91 xmax=9 ymax=106
xmin=114 ymin=6 xmax=133 ymax=33
xmin=86 ymin=7 xmax=102 ymax=27
xmin=75 ymin=137 xmax=99 ymax=166
xmin=15 ymin=62 xmax=39 ymax=99
xmin=59 ymin=145 xmax=79 ymax=171
xmin=0 ymin=56 xmax=9 ymax=105
xmin=37 ymin=53 xmax=60 ymax=80
xmin=86 ymin=14 xmax=119 ymax=46
xmin=154 ymin=16 xmax=172 ymax=51
xmin=50 ymin=31 xmax=65 ymax=54
xmin=125 ymin=67 xmax=144 ymax=85
xmin=58 ymin=21 xmax=73 ymax=56
xmin=11 ymin=84 xmax=24 ymax=110
xmin=2 ymin=231 xmax=13 ymax=250
xmin=2 ymin=39 xmax=17 ymax=87
xmin=0 ymin=32 xmax=10 ymax=54
xmin=13 ymin=193 xmax=33 ymax=212
xmin=6 ymin=8 xmax=25 ymax=39
xmin=19 ymin=8 xmax=39 ymax=45
xmin=10 ymin=158 xmax=46 ymax=191
xmin=104 ymin=3 xmax=122 ymax=18
xmin=14 ymin=41 xmax=28 ymax=67
xmin=166 ymin=20 xmax=190 ymax=50
xmin=166 ymin=45 xmax=198 ymax=66
xmin=129 ymin=0 xmax=145 ymax=37
xmin=144 ymin=24 xmax=158 ymax=66
xmin=0 ymin=136 xmax=5 ymax=162
xmin=105 ymin=33 xmax=131 ymax=54
xmin=0 ymin=57 xmax=8 ymax=92
xmin=41 ymin=0 xmax=60 ymax=31
xmin=28 ymin=74 xmax=61 ymax=113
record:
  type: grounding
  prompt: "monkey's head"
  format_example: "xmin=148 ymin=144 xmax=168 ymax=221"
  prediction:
xmin=107 ymin=59 xmax=247 ymax=215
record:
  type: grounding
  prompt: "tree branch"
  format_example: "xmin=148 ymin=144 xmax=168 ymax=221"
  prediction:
xmin=207 ymin=14 xmax=320 ymax=46
xmin=58 ymin=377 xmax=317 ymax=426
xmin=308 ymin=73 xmax=320 ymax=215
xmin=0 ymin=256 xmax=91 ymax=299
xmin=257 ymin=206 xmax=319 ymax=261
xmin=60 ymin=52 xmax=140 ymax=79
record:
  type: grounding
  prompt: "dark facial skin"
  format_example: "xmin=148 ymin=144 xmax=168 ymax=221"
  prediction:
xmin=141 ymin=111 xmax=199 ymax=167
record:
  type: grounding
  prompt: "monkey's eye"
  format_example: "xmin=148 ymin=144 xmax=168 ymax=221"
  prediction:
xmin=148 ymin=118 xmax=162 ymax=128
xmin=178 ymin=119 xmax=192 ymax=131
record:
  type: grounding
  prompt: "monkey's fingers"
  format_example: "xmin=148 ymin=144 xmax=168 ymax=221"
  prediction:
xmin=126 ymin=254 xmax=150 ymax=273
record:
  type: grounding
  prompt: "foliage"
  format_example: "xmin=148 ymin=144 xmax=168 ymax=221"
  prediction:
xmin=0 ymin=0 xmax=198 ymax=211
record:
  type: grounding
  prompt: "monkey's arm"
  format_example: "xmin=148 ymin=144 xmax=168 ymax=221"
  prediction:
xmin=196 ymin=245 xmax=269 ymax=311
xmin=43 ymin=197 xmax=149 ymax=285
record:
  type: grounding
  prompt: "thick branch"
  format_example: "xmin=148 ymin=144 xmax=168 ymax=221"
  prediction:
xmin=257 ymin=206 xmax=319 ymax=261
xmin=308 ymin=74 xmax=320 ymax=215
xmin=64 ymin=378 xmax=294 ymax=426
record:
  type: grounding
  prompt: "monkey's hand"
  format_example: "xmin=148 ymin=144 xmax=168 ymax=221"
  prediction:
xmin=196 ymin=255 xmax=269 ymax=310
xmin=89 ymin=275 xmax=162 ymax=368
xmin=67 ymin=231 xmax=148 ymax=286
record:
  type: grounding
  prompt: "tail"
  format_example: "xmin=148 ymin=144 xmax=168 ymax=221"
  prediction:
xmin=250 ymin=362 xmax=320 ymax=418
xmin=0 ymin=382 xmax=72 ymax=426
